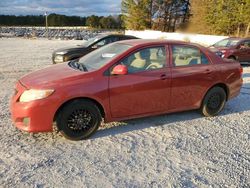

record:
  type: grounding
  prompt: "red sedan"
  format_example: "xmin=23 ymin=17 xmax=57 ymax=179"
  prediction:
xmin=11 ymin=40 xmax=243 ymax=140
xmin=210 ymin=37 xmax=250 ymax=63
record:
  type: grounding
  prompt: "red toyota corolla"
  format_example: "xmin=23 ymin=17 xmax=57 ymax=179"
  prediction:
xmin=11 ymin=40 xmax=243 ymax=140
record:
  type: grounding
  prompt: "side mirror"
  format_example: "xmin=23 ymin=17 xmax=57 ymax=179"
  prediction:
xmin=111 ymin=65 xmax=128 ymax=75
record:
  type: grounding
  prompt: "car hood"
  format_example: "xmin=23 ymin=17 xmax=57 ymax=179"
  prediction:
xmin=20 ymin=63 xmax=86 ymax=88
xmin=54 ymin=45 xmax=87 ymax=54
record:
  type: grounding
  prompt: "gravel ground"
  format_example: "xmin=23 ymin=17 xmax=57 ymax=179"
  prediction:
xmin=0 ymin=38 xmax=249 ymax=188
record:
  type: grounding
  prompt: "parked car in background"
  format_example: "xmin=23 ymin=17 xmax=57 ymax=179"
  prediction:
xmin=52 ymin=34 xmax=138 ymax=64
xmin=209 ymin=37 xmax=250 ymax=63
xmin=11 ymin=39 xmax=243 ymax=140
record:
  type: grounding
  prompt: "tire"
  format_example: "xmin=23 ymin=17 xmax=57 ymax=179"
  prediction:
xmin=56 ymin=100 xmax=101 ymax=140
xmin=200 ymin=87 xmax=226 ymax=117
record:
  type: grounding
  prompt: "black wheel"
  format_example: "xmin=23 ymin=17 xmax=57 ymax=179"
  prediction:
xmin=56 ymin=100 xmax=101 ymax=140
xmin=200 ymin=87 xmax=226 ymax=117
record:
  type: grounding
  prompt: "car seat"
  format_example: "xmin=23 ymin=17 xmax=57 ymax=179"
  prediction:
xmin=130 ymin=52 xmax=146 ymax=69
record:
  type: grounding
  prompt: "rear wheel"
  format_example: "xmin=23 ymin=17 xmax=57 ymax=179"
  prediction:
xmin=200 ymin=87 xmax=226 ymax=117
xmin=56 ymin=100 xmax=101 ymax=140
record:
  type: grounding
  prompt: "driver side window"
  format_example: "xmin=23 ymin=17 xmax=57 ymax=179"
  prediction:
xmin=120 ymin=46 xmax=166 ymax=74
xmin=94 ymin=38 xmax=110 ymax=48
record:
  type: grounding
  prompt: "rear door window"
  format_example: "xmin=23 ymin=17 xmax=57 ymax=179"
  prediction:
xmin=172 ymin=45 xmax=210 ymax=67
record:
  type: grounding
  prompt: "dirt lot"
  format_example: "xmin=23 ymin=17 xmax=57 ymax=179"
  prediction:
xmin=0 ymin=38 xmax=249 ymax=188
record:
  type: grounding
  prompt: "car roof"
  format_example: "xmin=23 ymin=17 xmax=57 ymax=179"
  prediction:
xmin=98 ymin=33 xmax=136 ymax=38
xmin=225 ymin=37 xmax=250 ymax=41
xmin=116 ymin=39 xmax=202 ymax=47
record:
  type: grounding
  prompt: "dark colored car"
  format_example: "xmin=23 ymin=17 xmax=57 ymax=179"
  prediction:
xmin=11 ymin=40 xmax=242 ymax=140
xmin=210 ymin=37 xmax=250 ymax=63
xmin=52 ymin=34 xmax=138 ymax=64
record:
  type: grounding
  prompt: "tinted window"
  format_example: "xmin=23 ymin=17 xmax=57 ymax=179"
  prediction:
xmin=214 ymin=38 xmax=240 ymax=47
xmin=95 ymin=38 xmax=109 ymax=47
xmin=110 ymin=36 xmax=119 ymax=42
xmin=119 ymin=46 xmax=167 ymax=73
xmin=172 ymin=46 xmax=210 ymax=67
xmin=241 ymin=41 xmax=250 ymax=48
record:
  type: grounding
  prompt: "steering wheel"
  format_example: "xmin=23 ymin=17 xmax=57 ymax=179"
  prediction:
xmin=146 ymin=63 xmax=162 ymax=70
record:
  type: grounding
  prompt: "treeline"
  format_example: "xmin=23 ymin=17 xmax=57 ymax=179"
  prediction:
xmin=122 ymin=0 xmax=250 ymax=36
xmin=1 ymin=0 xmax=249 ymax=36
xmin=0 ymin=14 xmax=123 ymax=29
xmin=121 ymin=0 xmax=190 ymax=32
xmin=0 ymin=15 xmax=45 ymax=26
xmin=86 ymin=15 xmax=123 ymax=29
xmin=205 ymin=0 xmax=250 ymax=36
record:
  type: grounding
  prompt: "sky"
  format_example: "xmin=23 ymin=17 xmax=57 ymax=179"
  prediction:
xmin=0 ymin=0 xmax=122 ymax=16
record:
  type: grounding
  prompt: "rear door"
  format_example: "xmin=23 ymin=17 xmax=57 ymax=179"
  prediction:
xmin=236 ymin=40 xmax=250 ymax=62
xmin=170 ymin=45 xmax=218 ymax=111
xmin=241 ymin=40 xmax=250 ymax=61
xmin=109 ymin=45 xmax=171 ymax=118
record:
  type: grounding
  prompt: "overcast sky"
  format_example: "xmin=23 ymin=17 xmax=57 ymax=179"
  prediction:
xmin=0 ymin=0 xmax=122 ymax=16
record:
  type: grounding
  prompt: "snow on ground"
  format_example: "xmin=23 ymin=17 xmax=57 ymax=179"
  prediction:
xmin=0 ymin=38 xmax=249 ymax=188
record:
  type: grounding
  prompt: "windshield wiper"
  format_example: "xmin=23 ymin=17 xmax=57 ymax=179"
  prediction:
xmin=69 ymin=61 xmax=88 ymax=72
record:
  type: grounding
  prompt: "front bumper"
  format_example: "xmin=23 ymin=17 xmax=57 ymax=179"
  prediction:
xmin=10 ymin=82 xmax=57 ymax=133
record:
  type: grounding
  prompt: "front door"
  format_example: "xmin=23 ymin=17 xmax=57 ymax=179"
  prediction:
xmin=109 ymin=46 xmax=171 ymax=118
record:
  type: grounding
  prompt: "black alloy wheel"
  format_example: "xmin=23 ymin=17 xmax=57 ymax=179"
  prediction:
xmin=56 ymin=100 xmax=101 ymax=140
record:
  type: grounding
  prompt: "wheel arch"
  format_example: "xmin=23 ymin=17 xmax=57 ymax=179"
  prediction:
xmin=53 ymin=97 xmax=105 ymax=122
xmin=202 ymin=83 xmax=229 ymax=104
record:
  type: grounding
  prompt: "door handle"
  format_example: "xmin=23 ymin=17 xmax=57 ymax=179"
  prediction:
xmin=160 ymin=74 xmax=167 ymax=80
xmin=205 ymin=69 xmax=212 ymax=74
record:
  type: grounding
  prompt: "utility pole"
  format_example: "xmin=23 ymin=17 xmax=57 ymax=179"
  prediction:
xmin=45 ymin=12 xmax=48 ymax=39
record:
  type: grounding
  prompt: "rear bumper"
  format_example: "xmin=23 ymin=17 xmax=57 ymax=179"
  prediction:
xmin=228 ymin=78 xmax=243 ymax=100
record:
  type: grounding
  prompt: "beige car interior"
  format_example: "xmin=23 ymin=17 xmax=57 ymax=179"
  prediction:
xmin=126 ymin=48 xmax=166 ymax=73
xmin=130 ymin=52 xmax=146 ymax=69
xmin=146 ymin=50 xmax=166 ymax=69
xmin=173 ymin=48 xmax=201 ymax=66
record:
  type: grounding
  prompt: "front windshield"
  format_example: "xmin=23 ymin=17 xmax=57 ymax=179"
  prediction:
xmin=78 ymin=43 xmax=132 ymax=71
xmin=83 ymin=36 xmax=101 ymax=47
xmin=213 ymin=38 xmax=240 ymax=47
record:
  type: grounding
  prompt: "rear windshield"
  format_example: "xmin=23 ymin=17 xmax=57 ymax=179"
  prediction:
xmin=78 ymin=43 xmax=131 ymax=71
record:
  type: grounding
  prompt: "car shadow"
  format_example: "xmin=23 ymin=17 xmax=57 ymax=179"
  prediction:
xmin=92 ymin=110 xmax=202 ymax=140
xmin=91 ymin=82 xmax=250 ymax=140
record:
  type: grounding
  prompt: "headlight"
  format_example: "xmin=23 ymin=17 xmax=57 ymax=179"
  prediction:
xmin=19 ymin=89 xmax=54 ymax=102
xmin=54 ymin=55 xmax=64 ymax=63
xmin=56 ymin=51 xmax=67 ymax=55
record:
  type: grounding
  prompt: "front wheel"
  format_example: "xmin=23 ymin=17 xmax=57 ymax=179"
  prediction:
xmin=200 ymin=87 xmax=226 ymax=117
xmin=56 ymin=100 xmax=101 ymax=140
